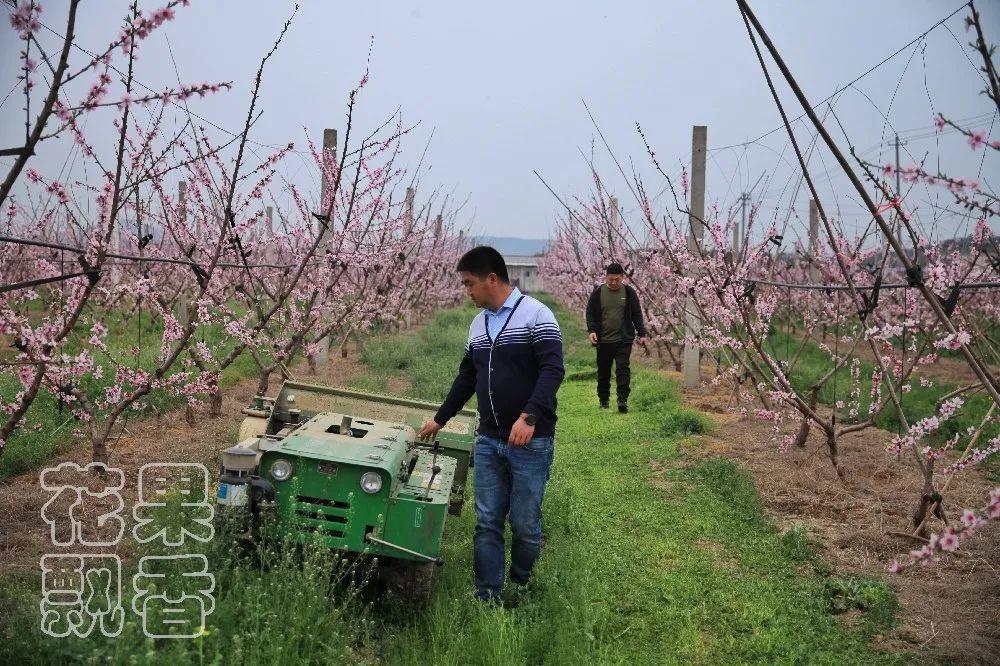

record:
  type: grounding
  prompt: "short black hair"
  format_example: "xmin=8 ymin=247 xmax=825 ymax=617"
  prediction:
xmin=605 ymin=262 xmax=625 ymax=275
xmin=457 ymin=246 xmax=509 ymax=283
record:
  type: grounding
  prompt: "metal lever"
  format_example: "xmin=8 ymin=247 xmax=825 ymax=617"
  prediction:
xmin=366 ymin=534 xmax=443 ymax=565
xmin=423 ymin=439 xmax=441 ymax=500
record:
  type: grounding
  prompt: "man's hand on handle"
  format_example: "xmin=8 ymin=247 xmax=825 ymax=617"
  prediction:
xmin=419 ymin=419 xmax=443 ymax=442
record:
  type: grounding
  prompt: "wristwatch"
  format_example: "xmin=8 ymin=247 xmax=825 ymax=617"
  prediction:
xmin=523 ymin=413 xmax=538 ymax=426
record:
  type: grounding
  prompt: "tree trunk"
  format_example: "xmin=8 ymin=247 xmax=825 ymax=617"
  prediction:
xmin=826 ymin=431 xmax=845 ymax=482
xmin=911 ymin=460 xmax=938 ymax=537
xmin=92 ymin=431 xmax=109 ymax=467
xmin=793 ymin=388 xmax=820 ymax=448
xmin=209 ymin=388 xmax=223 ymax=418
xmin=256 ymin=366 xmax=274 ymax=396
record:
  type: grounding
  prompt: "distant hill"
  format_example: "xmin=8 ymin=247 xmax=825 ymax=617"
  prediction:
xmin=469 ymin=236 xmax=549 ymax=256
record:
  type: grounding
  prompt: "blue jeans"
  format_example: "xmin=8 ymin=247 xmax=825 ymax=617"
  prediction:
xmin=472 ymin=433 xmax=554 ymax=602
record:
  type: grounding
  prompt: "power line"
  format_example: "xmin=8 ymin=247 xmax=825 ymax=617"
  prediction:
xmin=0 ymin=234 xmax=321 ymax=271
xmin=710 ymin=1 xmax=972 ymax=152
xmin=749 ymin=277 xmax=1000 ymax=292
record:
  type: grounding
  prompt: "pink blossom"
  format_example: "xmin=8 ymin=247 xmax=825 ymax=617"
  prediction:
xmin=967 ymin=131 xmax=986 ymax=150
xmin=938 ymin=528 xmax=959 ymax=552
xmin=9 ymin=2 xmax=43 ymax=39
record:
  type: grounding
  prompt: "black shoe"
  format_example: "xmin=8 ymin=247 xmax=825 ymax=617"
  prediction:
xmin=600 ymin=401 xmax=609 ymax=409
xmin=618 ymin=402 xmax=628 ymax=413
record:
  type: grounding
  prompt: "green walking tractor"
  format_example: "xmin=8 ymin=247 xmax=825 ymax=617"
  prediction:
xmin=216 ymin=381 xmax=476 ymax=602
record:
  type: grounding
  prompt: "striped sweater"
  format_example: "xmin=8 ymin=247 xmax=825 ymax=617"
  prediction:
xmin=434 ymin=293 xmax=565 ymax=438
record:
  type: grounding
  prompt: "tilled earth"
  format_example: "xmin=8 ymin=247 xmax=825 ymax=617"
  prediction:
xmin=664 ymin=363 xmax=1000 ymax=664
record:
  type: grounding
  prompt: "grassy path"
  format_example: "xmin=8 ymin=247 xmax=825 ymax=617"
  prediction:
xmin=0 ymin=299 xmax=900 ymax=664
xmin=375 ymin=299 xmax=898 ymax=664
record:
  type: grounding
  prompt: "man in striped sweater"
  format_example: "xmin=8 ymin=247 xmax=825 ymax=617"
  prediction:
xmin=420 ymin=246 xmax=565 ymax=604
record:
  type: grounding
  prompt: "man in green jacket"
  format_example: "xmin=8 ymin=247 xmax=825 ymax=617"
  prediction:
xmin=585 ymin=263 xmax=647 ymax=413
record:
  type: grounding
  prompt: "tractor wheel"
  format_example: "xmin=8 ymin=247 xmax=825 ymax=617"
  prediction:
xmin=381 ymin=560 xmax=435 ymax=606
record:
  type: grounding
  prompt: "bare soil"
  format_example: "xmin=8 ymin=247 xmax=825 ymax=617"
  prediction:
xmin=663 ymin=363 xmax=1000 ymax=664
xmin=0 ymin=348 xmax=367 ymax=578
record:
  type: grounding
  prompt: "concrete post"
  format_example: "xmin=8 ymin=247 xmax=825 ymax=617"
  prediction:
xmin=174 ymin=180 xmax=190 ymax=355
xmin=315 ymin=128 xmax=337 ymax=367
xmin=264 ymin=206 xmax=274 ymax=264
xmin=608 ymin=196 xmax=618 ymax=257
xmin=404 ymin=187 xmax=415 ymax=228
xmin=683 ymin=125 xmax=707 ymax=389
xmin=808 ymin=198 xmax=820 ymax=283
xmin=319 ymin=128 xmax=338 ymax=224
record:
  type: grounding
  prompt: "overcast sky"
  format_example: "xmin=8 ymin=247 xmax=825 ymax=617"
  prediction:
xmin=2 ymin=1 xmax=998 ymax=244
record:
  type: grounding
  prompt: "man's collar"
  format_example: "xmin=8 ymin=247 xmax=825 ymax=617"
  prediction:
xmin=486 ymin=287 xmax=521 ymax=314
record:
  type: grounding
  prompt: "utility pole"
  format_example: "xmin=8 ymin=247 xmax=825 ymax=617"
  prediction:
xmin=735 ymin=172 xmax=765 ymax=258
xmin=683 ymin=125 xmax=707 ymax=390
xmin=736 ymin=191 xmax=749 ymax=256
xmin=893 ymin=133 xmax=905 ymax=257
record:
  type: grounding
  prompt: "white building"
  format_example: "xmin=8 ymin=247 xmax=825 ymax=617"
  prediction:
xmin=504 ymin=254 xmax=543 ymax=293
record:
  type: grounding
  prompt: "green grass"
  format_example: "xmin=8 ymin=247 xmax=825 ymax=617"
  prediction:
xmin=0 ymin=296 xmax=902 ymax=664
xmin=350 ymin=305 xmax=481 ymax=404
xmin=0 ymin=311 xmax=262 ymax=479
